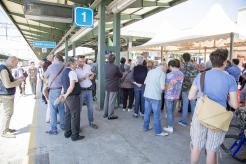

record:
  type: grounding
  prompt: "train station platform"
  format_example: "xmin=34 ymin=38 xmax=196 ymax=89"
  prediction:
xmin=0 ymin=82 xmax=239 ymax=164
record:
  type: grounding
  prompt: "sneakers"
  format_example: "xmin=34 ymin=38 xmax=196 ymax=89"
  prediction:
xmin=122 ymin=108 xmax=126 ymax=112
xmin=178 ymin=121 xmax=188 ymax=127
xmin=89 ymin=123 xmax=98 ymax=129
xmin=140 ymin=112 xmax=144 ymax=117
xmin=163 ymin=127 xmax=173 ymax=133
xmin=156 ymin=132 xmax=168 ymax=137
xmin=128 ymin=108 xmax=132 ymax=112
xmin=133 ymin=113 xmax=138 ymax=118
xmin=46 ymin=130 xmax=58 ymax=135
xmin=1 ymin=132 xmax=16 ymax=138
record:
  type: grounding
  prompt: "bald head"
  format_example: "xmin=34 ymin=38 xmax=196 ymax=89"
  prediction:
xmin=6 ymin=56 xmax=18 ymax=68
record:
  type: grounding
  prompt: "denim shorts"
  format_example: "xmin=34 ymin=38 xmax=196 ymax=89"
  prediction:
xmin=190 ymin=113 xmax=226 ymax=152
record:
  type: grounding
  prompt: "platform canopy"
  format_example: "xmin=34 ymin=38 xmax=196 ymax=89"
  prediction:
xmin=0 ymin=0 xmax=187 ymax=59
xmin=129 ymin=3 xmax=246 ymax=54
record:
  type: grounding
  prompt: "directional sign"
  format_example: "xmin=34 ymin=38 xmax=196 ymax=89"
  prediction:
xmin=32 ymin=41 xmax=56 ymax=48
xmin=74 ymin=7 xmax=93 ymax=27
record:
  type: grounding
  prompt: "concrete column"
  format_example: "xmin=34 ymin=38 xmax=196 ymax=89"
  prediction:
xmin=72 ymin=42 xmax=76 ymax=57
xmin=65 ymin=38 xmax=68 ymax=62
xmin=97 ymin=1 xmax=106 ymax=110
xmin=229 ymin=32 xmax=234 ymax=60
xmin=113 ymin=13 xmax=121 ymax=65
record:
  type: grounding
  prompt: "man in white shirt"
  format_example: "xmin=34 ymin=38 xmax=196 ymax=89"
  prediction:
xmin=61 ymin=57 xmax=84 ymax=141
xmin=76 ymin=55 xmax=98 ymax=129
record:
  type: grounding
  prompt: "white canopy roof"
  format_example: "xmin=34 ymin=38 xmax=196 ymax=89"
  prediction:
xmin=133 ymin=3 xmax=245 ymax=50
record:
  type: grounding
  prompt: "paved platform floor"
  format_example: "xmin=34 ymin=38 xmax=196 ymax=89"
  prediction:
xmin=0 ymin=82 xmax=240 ymax=164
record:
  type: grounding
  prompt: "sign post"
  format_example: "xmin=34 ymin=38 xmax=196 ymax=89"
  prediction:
xmin=74 ymin=7 xmax=94 ymax=27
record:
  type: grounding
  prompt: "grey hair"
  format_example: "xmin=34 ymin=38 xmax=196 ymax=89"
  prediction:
xmin=136 ymin=55 xmax=144 ymax=65
xmin=6 ymin=56 xmax=18 ymax=65
xmin=66 ymin=57 xmax=76 ymax=66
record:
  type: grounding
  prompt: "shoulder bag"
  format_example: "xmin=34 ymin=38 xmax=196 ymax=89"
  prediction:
xmin=195 ymin=72 xmax=233 ymax=132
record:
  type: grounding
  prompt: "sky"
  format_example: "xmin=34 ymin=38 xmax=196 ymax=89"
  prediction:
xmin=0 ymin=6 xmax=38 ymax=61
xmin=0 ymin=0 xmax=246 ymax=58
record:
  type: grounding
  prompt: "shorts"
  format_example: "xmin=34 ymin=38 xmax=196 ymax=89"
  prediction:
xmin=190 ymin=113 xmax=226 ymax=152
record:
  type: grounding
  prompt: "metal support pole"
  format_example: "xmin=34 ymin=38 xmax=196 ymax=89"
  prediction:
xmin=229 ymin=32 xmax=234 ymax=60
xmin=204 ymin=47 xmax=207 ymax=64
xmin=160 ymin=46 xmax=163 ymax=63
xmin=97 ymin=1 xmax=106 ymax=110
xmin=113 ymin=13 xmax=121 ymax=65
xmin=72 ymin=42 xmax=76 ymax=57
xmin=65 ymin=38 xmax=68 ymax=62
xmin=128 ymin=37 xmax=132 ymax=61
xmin=94 ymin=48 xmax=98 ymax=61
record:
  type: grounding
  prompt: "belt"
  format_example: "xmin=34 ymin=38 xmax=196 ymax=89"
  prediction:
xmin=81 ymin=87 xmax=92 ymax=90
xmin=49 ymin=87 xmax=62 ymax=90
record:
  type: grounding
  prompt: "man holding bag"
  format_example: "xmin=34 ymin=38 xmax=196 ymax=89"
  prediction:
xmin=188 ymin=49 xmax=239 ymax=164
xmin=44 ymin=54 xmax=65 ymax=135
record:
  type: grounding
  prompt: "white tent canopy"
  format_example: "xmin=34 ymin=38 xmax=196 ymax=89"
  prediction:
xmin=132 ymin=3 xmax=246 ymax=51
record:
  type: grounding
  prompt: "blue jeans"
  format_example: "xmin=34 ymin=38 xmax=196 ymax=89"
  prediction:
xmin=180 ymin=91 xmax=197 ymax=124
xmin=80 ymin=90 xmax=94 ymax=125
xmin=30 ymin=79 xmax=37 ymax=95
xmin=165 ymin=99 xmax=178 ymax=127
xmin=134 ymin=86 xmax=145 ymax=114
xmin=240 ymin=85 xmax=246 ymax=102
xmin=49 ymin=89 xmax=65 ymax=131
xmin=144 ymin=98 xmax=162 ymax=134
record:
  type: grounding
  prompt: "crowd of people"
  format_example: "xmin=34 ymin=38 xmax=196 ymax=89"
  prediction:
xmin=0 ymin=48 xmax=245 ymax=163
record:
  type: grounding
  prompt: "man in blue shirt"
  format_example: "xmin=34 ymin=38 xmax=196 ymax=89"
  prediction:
xmin=143 ymin=63 xmax=168 ymax=137
xmin=226 ymin=58 xmax=241 ymax=83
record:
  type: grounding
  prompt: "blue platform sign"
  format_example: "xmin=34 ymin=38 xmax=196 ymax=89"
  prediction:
xmin=74 ymin=7 xmax=93 ymax=27
xmin=32 ymin=41 xmax=56 ymax=48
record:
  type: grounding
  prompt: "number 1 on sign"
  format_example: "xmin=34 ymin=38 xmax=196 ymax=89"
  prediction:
xmin=82 ymin=12 xmax=86 ymax=22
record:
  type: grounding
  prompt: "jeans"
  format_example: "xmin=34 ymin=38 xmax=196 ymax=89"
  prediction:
xmin=122 ymin=88 xmax=134 ymax=109
xmin=80 ymin=90 xmax=94 ymax=125
xmin=134 ymin=86 xmax=145 ymax=115
xmin=91 ymin=80 xmax=96 ymax=98
xmin=49 ymin=89 xmax=65 ymax=131
xmin=240 ymin=84 xmax=246 ymax=102
xmin=180 ymin=91 xmax=197 ymax=124
xmin=144 ymin=98 xmax=162 ymax=134
xmin=30 ymin=78 xmax=37 ymax=95
xmin=165 ymin=99 xmax=178 ymax=127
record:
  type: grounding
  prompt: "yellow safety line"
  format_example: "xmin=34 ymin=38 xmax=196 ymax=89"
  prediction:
xmin=27 ymin=100 xmax=38 ymax=164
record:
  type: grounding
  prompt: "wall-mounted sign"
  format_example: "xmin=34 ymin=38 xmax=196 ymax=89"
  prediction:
xmin=74 ymin=7 xmax=93 ymax=27
xmin=32 ymin=41 xmax=56 ymax=48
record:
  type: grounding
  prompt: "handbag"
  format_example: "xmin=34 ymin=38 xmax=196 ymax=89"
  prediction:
xmin=195 ymin=72 xmax=233 ymax=132
xmin=44 ymin=66 xmax=64 ymax=99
